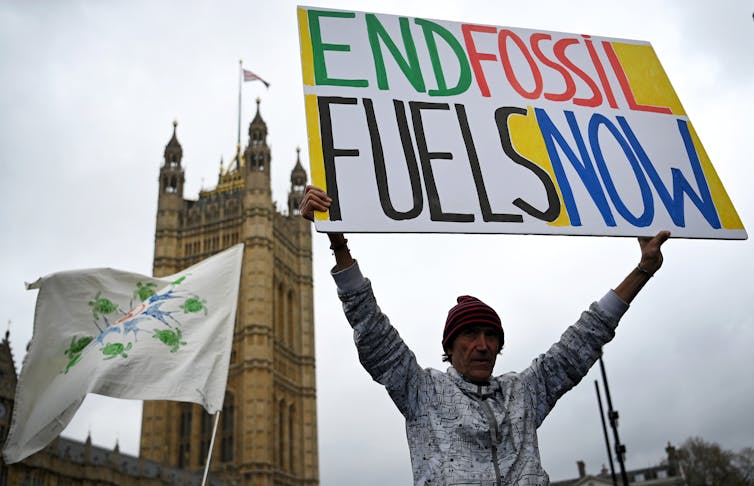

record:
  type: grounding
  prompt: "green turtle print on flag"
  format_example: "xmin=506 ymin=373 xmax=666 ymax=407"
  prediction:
xmin=152 ymin=328 xmax=187 ymax=353
xmin=61 ymin=277 xmax=206 ymax=373
xmin=63 ymin=336 xmax=93 ymax=374
xmin=180 ymin=295 xmax=208 ymax=315
xmin=3 ymin=244 xmax=244 ymax=465
xmin=88 ymin=291 xmax=119 ymax=320
xmin=134 ymin=281 xmax=158 ymax=302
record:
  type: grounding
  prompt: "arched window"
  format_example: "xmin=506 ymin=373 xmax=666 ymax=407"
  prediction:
xmin=287 ymin=290 xmax=295 ymax=351
xmin=178 ymin=403 xmax=193 ymax=468
xmin=275 ymin=283 xmax=285 ymax=343
xmin=220 ymin=393 xmax=234 ymax=462
xmin=291 ymin=197 xmax=301 ymax=216
xmin=199 ymin=410 xmax=214 ymax=466
xmin=278 ymin=399 xmax=286 ymax=470
xmin=289 ymin=403 xmax=296 ymax=474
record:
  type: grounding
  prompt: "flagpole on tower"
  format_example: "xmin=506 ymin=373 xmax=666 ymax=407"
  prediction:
xmin=236 ymin=61 xmax=269 ymax=171
xmin=237 ymin=60 xmax=243 ymax=168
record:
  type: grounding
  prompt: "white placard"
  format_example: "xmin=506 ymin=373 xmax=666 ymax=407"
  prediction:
xmin=298 ymin=6 xmax=746 ymax=239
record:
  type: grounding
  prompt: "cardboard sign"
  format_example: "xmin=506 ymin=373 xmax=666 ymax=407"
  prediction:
xmin=297 ymin=6 xmax=746 ymax=239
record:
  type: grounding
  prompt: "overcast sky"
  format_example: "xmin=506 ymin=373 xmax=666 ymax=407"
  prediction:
xmin=1 ymin=0 xmax=753 ymax=484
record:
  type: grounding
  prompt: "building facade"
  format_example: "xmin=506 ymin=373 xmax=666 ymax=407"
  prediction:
xmin=140 ymin=100 xmax=318 ymax=486
xmin=0 ymin=100 xmax=318 ymax=485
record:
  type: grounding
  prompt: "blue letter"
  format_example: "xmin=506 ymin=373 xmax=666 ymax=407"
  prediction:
xmin=618 ymin=117 xmax=720 ymax=229
xmin=535 ymin=109 xmax=615 ymax=227
xmin=589 ymin=114 xmax=654 ymax=227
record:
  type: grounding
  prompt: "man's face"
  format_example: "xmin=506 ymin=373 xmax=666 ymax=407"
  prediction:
xmin=447 ymin=324 xmax=500 ymax=384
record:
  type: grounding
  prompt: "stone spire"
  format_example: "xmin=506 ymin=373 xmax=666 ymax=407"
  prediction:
xmin=243 ymin=98 xmax=271 ymax=180
xmin=159 ymin=121 xmax=185 ymax=195
xmin=163 ymin=120 xmax=183 ymax=167
xmin=288 ymin=147 xmax=307 ymax=216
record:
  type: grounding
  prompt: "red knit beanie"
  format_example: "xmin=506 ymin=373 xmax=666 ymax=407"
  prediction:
xmin=442 ymin=295 xmax=504 ymax=350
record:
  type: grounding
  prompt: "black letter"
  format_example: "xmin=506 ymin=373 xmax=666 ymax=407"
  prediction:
xmin=494 ymin=106 xmax=561 ymax=222
xmin=317 ymin=96 xmax=360 ymax=221
xmin=456 ymin=104 xmax=523 ymax=222
xmin=363 ymin=98 xmax=423 ymax=220
xmin=410 ymin=101 xmax=474 ymax=222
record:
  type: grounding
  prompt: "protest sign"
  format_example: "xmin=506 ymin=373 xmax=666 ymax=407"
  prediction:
xmin=298 ymin=6 xmax=746 ymax=239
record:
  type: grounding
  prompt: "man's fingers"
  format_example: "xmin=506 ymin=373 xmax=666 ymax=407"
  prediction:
xmin=305 ymin=185 xmax=330 ymax=200
xmin=637 ymin=231 xmax=670 ymax=275
xmin=302 ymin=191 xmax=331 ymax=209
xmin=639 ymin=231 xmax=671 ymax=250
xmin=300 ymin=186 xmax=333 ymax=221
xmin=654 ymin=230 xmax=671 ymax=246
xmin=304 ymin=199 xmax=330 ymax=213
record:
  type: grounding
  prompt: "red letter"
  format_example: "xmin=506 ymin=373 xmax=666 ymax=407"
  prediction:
xmin=462 ymin=24 xmax=498 ymax=97
xmin=603 ymin=41 xmax=672 ymax=114
xmin=498 ymin=29 xmax=543 ymax=99
xmin=582 ymin=35 xmax=617 ymax=108
xmin=553 ymin=38 xmax=603 ymax=107
xmin=530 ymin=33 xmax=576 ymax=102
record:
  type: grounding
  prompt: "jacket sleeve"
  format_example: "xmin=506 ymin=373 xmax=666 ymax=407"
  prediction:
xmin=520 ymin=291 xmax=628 ymax=427
xmin=333 ymin=262 xmax=423 ymax=418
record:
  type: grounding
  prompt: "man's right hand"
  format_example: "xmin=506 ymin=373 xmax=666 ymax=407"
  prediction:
xmin=300 ymin=185 xmax=332 ymax=222
xmin=300 ymin=185 xmax=352 ymax=269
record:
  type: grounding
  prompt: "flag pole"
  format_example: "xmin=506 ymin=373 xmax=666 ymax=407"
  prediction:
xmin=599 ymin=356 xmax=629 ymax=486
xmin=595 ymin=380 xmax=618 ymax=485
xmin=201 ymin=411 xmax=222 ymax=486
xmin=236 ymin=60 xmax=243 ymax=168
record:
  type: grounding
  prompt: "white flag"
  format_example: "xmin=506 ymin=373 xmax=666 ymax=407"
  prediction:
xmin=3 ymin=244 xmax=244 ymax=464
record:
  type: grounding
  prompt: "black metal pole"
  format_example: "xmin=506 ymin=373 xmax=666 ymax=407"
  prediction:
xmin=595 ymin=380 xmax=618 ymax=485
xmin=599 ymin=356 xmax=629 ymax=486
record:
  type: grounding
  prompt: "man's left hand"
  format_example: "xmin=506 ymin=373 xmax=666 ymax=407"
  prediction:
xmin=638 ymin=231 xmax=671 ymax=276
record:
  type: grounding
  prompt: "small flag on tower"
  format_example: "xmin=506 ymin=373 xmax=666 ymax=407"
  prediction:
xmin=243 ymin=69 xmax=270 ymax=88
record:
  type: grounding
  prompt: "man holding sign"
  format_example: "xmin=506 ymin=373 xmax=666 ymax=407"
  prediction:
xmin=302 ymin=185 xmax=669 ymax=485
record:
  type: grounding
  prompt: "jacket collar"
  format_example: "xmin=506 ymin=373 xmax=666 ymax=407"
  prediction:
xmin=447 ymin=366 xmax=500 ymax=398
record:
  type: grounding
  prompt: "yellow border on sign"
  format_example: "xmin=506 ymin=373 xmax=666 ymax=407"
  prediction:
xmin=304 ymin=94 xmax=328 ymax=221
xmin=297 ymin=7 xmax=315 ymax=86
xmin=299 ymin=8 xmax=327 ymax=221
xmin=686 ymin=122 xmax=744 ymax=230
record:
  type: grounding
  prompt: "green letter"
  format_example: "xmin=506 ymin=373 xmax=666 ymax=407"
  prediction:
xmin=365 ymin=14 xmax=425 ymax=92
xmin=308 ymin=10 xmax=368 ymax=87
xmin=415 ymin=19 xmax=471 ymax=96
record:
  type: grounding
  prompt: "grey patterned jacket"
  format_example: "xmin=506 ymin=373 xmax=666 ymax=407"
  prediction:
xmin=334 ymin=262 xmax=628 ymax=486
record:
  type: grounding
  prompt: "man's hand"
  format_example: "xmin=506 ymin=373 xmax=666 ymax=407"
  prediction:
xmin=614 ymin=230 xmax=671 ymax=304
xmin=300 ymin=185 xmax=332 ymax=222
xmin=299 ymin=185 xmax=353 ymax=270
xmin=638 ymin=230 xmax=671 ymax=276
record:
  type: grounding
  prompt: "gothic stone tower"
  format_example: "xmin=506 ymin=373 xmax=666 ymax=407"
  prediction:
xmin=140 ymin=100 xmax=318 ymax=486
xmin=0 ymin=329 xmax=17 ymax=484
